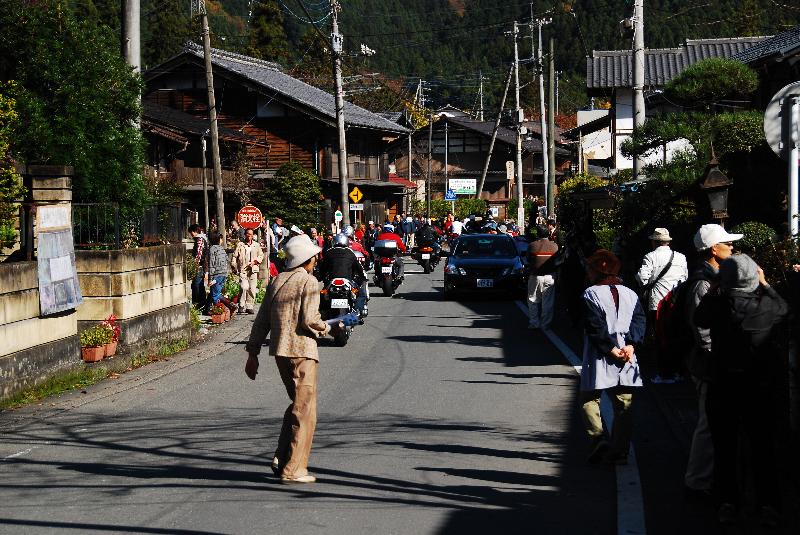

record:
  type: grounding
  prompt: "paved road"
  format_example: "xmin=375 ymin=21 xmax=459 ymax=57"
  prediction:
xmin=0 ymin=267 xmax=692 ymax=534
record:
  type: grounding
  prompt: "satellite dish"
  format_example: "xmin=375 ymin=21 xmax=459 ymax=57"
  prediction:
xmin=764 ymin=81 xmax=800 ymax=162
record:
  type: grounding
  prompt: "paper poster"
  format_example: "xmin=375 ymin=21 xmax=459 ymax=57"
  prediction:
xmin=37 ymin=227 xmax=82 ymax=316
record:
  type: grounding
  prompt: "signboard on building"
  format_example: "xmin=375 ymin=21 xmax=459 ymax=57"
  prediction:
xmin=36 ymin=205 xmax=82 ymax=316
xmin=506 ymin=161 xmax=514 ymax=181
xmin=448 ymin=178 xmax=477 ymax=195
xmin=236 ymin=204 xmax=263 ymax=230
xmin=334 ymin=210 xmax=343 ymax=222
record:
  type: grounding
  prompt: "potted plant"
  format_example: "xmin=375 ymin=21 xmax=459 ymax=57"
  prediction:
xmin=222 ymin=305 xmax=231 ymax=322
xmin=210 ymin=303 xmax=226 ymax=324
xmin=100 ymin=314 xmax=121 ymax=357
xmin=80 ymin=325 xmax=112 ymax=363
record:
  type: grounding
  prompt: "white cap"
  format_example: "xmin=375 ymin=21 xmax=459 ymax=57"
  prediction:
xmin=284 ymin=236 xmax=322 ymax=269
xmin=693 ymin=224 xmax=743 ymax=251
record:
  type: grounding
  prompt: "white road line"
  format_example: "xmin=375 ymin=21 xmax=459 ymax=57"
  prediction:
xmin=515 ymin=300 xmax=647 ymax=535
xmin=3 ymin=447 xmax=37 ymax=460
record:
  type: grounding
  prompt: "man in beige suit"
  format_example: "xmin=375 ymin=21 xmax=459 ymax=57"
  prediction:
xmin=245 ymin=236 xmax=336 ymax=484
xmin=231 ymin=228 xmax=265 ymax=314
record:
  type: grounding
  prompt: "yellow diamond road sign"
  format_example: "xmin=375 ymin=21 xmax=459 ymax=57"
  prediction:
xmin=349 ymin=186 xmax=363 ymax=204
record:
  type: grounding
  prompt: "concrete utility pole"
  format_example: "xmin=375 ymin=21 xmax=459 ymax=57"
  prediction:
xmin=197 ymin=0 xmax=226 ymax=233
xmin=790 ymin=97 xmax=799 ymax=236
xmin=122 ymin=0 xmax=141 ymax=73
xmin=513 ymin=22 xmax=525 ymax=232
xmin=477 ymin=63 xmax=514 ymax=198
xmin=547 ymin=37 xmax=556 ymax=217
xmin=633 ymin=0 xmax=645 ymax=180
xmin=331 ymin=0 xmax=350 ymax=226
xmin=427 ymin=110 xmax=433 ymax=218
xmin=534 ymin=16 xmax=551 ymax=211
xmin=478 ymin=70 xmax=485 ymax=121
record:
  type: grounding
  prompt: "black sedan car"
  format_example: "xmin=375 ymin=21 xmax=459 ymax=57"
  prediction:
xmin=443 ymin=234 xmax=526 ymax=297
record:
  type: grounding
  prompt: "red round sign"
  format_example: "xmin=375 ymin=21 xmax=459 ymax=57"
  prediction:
xmin=236 ymin=205 xmax=263 ymax=230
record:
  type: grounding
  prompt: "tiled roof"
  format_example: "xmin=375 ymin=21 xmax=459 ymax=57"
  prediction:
xmin=445 ymin=116 xmax=571 ymax=156
xmin=587 ymin=36 xmax=769 ymax=90
xmin=732 ymin=25 xmax=800 ymax=65
xmin=142 ymin=101 xmax=256 ymax=143
xmin=175 ymin=43 xmax=409 ymax=135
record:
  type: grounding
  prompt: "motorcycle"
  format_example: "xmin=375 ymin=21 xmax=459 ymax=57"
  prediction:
xmin=413 ymin=242 xmax=440 ymax=274
xmin=319 ymin=277 xmax=361 ymax=346
xmin=372 ymin=240 xmax=403 ymax=297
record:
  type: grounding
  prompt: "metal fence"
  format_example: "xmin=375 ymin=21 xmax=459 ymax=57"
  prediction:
xmin=72 ymin=203 xmax=189 ymax=249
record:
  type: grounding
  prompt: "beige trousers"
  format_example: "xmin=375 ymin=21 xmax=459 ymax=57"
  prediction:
xmin=274 ymin=357 xmax=318 ymax=479
xmin=527 ymin=274 xmax=556 ymax=328
xmin=581 ymin=386 xmax=635 ymax=456
xmin=238 ymin=271 xmax=258 ymax=311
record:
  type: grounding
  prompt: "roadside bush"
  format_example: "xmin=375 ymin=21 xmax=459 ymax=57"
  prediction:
xmin=454 ymin=198 xmax=487 ymax=219
xmin=731 ymin=221 xmax=776 ymax=254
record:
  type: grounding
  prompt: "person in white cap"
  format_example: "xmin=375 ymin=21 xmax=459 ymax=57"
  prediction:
xmin=635 ymin=227 xmax=688 ymax=383
xmin=245 ymin=236 xmax=354 ymax=484
xmin=683 ymin=223 xmax=742 ymax=500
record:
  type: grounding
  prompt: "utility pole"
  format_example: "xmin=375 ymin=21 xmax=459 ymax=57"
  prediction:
xmin=201 ymin=135 xmax=209 ymax=230
xmin=533 ymin=14 xmax=551 ymax=212
xmin=633 ymin=0 xmax=645 ymax=180
xmin=477 ymin=63 xmax=514 ymax=198
xmin=555 ymin=71 xmax=560 ymax=115
xmin=331 ymin=1 xmax=350 ymax=226
xmin=478 ymin=70 xmax=485 ymax=121
xmin=427 ymin=110 xmax=433 ymax=219
xmin=122 ymin=0 xmax=141 ymax=124
xmin=547 ymin=37 xmax=556 ymax=217
xmin=195 ymin=0 xmax=226 ymax=233
xmin=513 ymin=22 xmax=525 ymax=233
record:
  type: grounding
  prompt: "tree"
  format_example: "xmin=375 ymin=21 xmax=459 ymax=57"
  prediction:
xmin=0 ymin=83 xmax=25 ymax=250
xmin=252 ymin=161 xmax=322 ymax=227
xmin=248 ymin=0 xmax=291 ymax=65
xmin=142 ymin=0 xmax=193 ymax=69
xmin=0 ymin=0 xmax=146 ymax=218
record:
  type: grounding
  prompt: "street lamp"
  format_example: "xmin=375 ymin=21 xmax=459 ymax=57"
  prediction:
xmin=700 ymin=156 xmax=733 ymax=225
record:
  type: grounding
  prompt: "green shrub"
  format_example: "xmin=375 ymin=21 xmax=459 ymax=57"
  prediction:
xmin=223 ymin=273 xmax=241 ymax=300
xmin=189 ymin=304 xmax=202 ymax=331
xmin=255 ymin=278 xmax=266 ymax=304
xmin=80 ymin=325 xmax=112 ymax=348
xmin=731 ymin=221 xmax=776 ymax=253
xmin=454 ymin=198 xmax=487 ymax=219
xmin=185 ymin=253 xmax=198 ymax=280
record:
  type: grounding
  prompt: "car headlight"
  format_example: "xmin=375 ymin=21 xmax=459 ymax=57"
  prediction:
xmin=445 ymin=264 xmax=467 ymax=275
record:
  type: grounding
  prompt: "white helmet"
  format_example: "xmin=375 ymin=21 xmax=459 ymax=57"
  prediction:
xmin=333 ymin=233 xmax=350 ymax=248
xmin=343 ymin=225 xmax=354 ymax=238
xmin=383 ymin=223 xmax=394 ymax=232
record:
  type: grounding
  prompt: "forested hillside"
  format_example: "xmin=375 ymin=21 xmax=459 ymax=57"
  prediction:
xmin=68 ymin=0 xmax=800 ymax=115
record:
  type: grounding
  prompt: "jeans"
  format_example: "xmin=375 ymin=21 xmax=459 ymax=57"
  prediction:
xmin=191 ymin=272 xmax=206 ymax=307
xmin=208 ymin=275 xmax=226 ymax=309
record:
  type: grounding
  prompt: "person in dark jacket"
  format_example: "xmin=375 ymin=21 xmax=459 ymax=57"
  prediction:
xmin=694 ymin=254 xmax=789 ymax=527
xmin=320 ymin=234 xmax=368 ymax=314
xmin=205 ymin=232 xmax=237 ymax=315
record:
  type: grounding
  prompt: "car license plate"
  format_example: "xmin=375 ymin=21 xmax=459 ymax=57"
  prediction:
xmin=477 ymin=279 xmax=494 ymax=288
xmin=382 ymin=267 xmax=392 ymax=273
xmin=331 ymin=298 xmax=349 ymax=309
xmin=421 ymin=253 xmax=431 ymax=259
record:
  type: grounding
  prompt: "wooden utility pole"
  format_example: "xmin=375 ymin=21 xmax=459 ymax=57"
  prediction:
xmin=478 ymin=70 xmax=485 ymax=121
xmin=534 ymin=14 xmax=551 ymax=212
xmin=633 ymin=0 xmax=645 ymax=180
xmin=201 ymin=135 xmax=209 ymax=230
xmin=194 ymin=0 xmax=226 ymax=233
xmin=547 ymin=37 xmax=556 ymax=217
xmin=477 ymin=63 xmax=514 ymax=198
xmin=330 ymin=0 xmax=350 ymax=226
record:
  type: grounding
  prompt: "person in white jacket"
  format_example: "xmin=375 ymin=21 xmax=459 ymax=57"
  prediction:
xmin=635 ymin=227 xmax=688 ymax=384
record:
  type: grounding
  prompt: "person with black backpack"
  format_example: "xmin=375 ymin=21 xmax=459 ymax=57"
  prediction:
xmin=682 ymin=224 xmax=743 ymax=501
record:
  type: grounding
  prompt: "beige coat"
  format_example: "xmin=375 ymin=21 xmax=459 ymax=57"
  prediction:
xmin=231 ymin=241 xmax=265 ymax=274
xmin=245 ymin=268 xmax=330 ymax=360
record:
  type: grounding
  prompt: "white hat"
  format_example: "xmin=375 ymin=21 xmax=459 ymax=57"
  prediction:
xmin=368 ymin=220 xmax=374 ymax=225
xmin=290 ymin=225 xmax=303 ymax=235
xmin=693 ymin=224 xmax=743 ymax=251
xmin=284 ymin=236 xmax=322 ymax=269
xmin=648 ymin=227 xmax=672 ymax=241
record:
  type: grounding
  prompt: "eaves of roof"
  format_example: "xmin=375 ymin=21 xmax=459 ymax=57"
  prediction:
xmin=145 ymin=43 xmax=409 ymax=136
xmin=142 ymin=101 xmax=257 ymax=144
xmin=732 ymin=25 xmax=800 ymax=66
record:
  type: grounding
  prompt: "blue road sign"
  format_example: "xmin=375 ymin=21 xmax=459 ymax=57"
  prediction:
xmin=445 ymin=189 xmax=457 ymax=201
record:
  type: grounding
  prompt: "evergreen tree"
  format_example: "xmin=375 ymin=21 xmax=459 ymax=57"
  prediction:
xmin=142 ymin=0 xmax=193 ymax=69
xmin=248 ymin=0 xmax=291 ymax=65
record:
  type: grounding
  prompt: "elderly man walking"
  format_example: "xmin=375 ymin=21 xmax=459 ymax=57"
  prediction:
xmin=231 ymin=228 xmax=265 ymax=314
xmin=683 ymin=224 xmax=742 ymax=501
xmin=635 ymin=227 xmax=688 ymax=383
xmin=245 ymin=236 xmax=350 ymax=484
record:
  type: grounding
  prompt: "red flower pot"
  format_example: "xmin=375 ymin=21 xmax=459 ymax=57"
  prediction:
xmin=211 ymin=314 xmax=225 ymax=324
xmin=104 ymin=341 xmax=118 ymax=357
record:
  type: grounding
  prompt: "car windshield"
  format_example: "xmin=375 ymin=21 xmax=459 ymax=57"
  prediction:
xmin=454 ymin=236 xmax=517 ymax=258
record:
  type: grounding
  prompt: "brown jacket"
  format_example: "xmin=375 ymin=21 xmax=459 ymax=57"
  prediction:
xmin=528 ymin=238 xmax=559 ymax=273
xmin=245 ymin=268 xmax=330 ymax=360
xmin=231 ymin=241 xmax=265 ymax=274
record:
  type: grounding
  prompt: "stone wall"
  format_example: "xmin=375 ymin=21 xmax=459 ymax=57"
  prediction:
xmin=75 ymin=244 xmax=190 ymax=354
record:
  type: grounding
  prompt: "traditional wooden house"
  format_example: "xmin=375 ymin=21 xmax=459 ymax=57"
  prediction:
xmin=143 ymin=43 xmax=410 ymax=224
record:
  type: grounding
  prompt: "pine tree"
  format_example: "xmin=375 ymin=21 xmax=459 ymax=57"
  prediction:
xmin=248 ymin=0 xmax=291 ymax=65
xmin=142 ymin=0 xmax=193 ymax=69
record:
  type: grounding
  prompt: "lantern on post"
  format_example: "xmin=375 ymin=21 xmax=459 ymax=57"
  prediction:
xmin=700 ymin=156 xmax=733 ymax=225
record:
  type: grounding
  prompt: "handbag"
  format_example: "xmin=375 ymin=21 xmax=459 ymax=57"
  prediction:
xmin=641 ymin=251 xmax=674 ymax=304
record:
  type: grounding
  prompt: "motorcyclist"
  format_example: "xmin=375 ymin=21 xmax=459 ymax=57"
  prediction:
xmin=320 ymin=233 xmax=368 ymax=316
xmin=376 ymin=223 xmax=406 ymax=279
xmin=415 ymin=219 xmax=442 ymax=256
